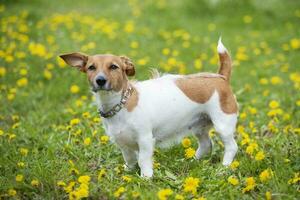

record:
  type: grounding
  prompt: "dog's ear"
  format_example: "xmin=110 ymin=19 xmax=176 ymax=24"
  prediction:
xmin=59 ymin=52 xmax=88 ymax=72
xmin=120 ymin=56 xmax=135 ymax=76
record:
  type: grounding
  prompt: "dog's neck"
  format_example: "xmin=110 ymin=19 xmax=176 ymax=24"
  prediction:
xmin=94 ymin=83 xmax=129 ymax=113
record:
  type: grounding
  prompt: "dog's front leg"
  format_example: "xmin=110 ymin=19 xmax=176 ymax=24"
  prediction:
xmin=137 ymin=135 xmax=155 ymax=178
xmin=121 ymin=147 xmax=137 ymax=171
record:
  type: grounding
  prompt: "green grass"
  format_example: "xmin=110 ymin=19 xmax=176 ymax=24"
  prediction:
xmin=0 ymin=0 xmax=300 ymax=199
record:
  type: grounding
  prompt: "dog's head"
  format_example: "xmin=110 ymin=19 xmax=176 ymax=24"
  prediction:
xmin=59 ymin=53 xmax=135 ymax=92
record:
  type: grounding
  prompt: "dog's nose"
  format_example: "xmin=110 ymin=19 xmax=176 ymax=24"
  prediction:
xmin=96 ymin=76 xmax=107 ymax=87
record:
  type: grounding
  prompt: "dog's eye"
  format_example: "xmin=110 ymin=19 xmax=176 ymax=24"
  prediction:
xmin=109 ymin=64 xmax=119 ymax=70
xmin=88 ymin=65 xmax=96 ymax=71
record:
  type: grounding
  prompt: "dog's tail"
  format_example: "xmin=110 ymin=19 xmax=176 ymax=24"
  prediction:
xmin=217 ymin=38 xmax=232 ymax=81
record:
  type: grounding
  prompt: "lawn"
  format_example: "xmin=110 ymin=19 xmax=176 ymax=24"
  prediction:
xmin=0 ymin=0 xmax=300 ymax=199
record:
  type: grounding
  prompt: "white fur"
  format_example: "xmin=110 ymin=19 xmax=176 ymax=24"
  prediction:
xmin=217 ymin=37 xmax=227 ymax=53
xmin=94 ymin=74 xmax=238 ymax=177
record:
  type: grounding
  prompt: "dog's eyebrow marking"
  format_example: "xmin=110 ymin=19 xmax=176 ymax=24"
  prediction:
xmin=175 ymin=75 xmax=238 ymax=114
xmin=125 ymin=86 xmax=139 ymax=112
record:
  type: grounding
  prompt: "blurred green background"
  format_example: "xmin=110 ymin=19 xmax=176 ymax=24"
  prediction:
xmin=0 ymin=0 xmax=299 ymax=199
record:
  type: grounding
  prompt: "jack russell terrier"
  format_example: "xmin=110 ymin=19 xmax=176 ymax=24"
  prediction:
xmin=60 ymin=39 xmax=238 ymax=178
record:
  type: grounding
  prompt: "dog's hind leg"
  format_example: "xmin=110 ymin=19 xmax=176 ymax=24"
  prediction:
xmin=211 ymin=114 xmax=238 ymax=166
xmin=194 ymin=125 xmax=213 ymax=159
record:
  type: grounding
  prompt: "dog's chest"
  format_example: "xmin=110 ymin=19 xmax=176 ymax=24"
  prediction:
xmin=103 ymin=118 xmax=138 ymax=149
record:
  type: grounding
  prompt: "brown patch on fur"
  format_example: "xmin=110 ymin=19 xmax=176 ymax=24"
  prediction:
xmin=125 ymin=85 xmax=139 ymax=112
xmin=175 ymin=75 xmax=238 ymax=114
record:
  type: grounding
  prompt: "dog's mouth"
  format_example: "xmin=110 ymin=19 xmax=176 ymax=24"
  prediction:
xmin=92 ymin=86 xmax=112 ymax=93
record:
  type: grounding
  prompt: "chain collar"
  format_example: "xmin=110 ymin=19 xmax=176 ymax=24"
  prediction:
xmin=98 ymin=86 xmax=134 ymax=118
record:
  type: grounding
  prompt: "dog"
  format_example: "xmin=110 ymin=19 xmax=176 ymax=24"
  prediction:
xmin=60 ymin=39 xmax=238 ymax=178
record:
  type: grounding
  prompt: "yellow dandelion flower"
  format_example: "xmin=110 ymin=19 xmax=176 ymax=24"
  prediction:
xmin=82 ymin=112 xmax=91 ymax=118
xmin=290 ymin=38 xmax=300 ymax=49
xmin=132 ymin=191 xmax=140 ymax=198
xmin=230 ymin=160 xmax=240 ymax=170
xmin=70 ymin=85 xmax=80 ymax=94
xmin=269 ymin=100 xmax=279 ymax=109
xmin=239 ymin=112 xmax=247 ymax=120
xmin=64 ymin=181 xmax=76 ymax=193
xmin=227 ymin=176 xmax=239 ymax=186
xmin=31 ymin=179 xmax=39 ymax=187
xmin=78 ymin=175 xmax=91 ymax=184
xmin=16 ymin=174 xmax=24 ymax=182
xmin=98 ymin=169 xmax=106 ymax=180
xmin=175 ymin=194 xmax=184 ymax=200
xmin=100 ymin=135 xmax=109 ymax=144
xmin=157 ymin=188 xmax=173 ymax=200
xmin=0 ymin=67 xmax=7 ymax=77
xmin=17 ymin=77 xmax=28 ymax=87
xmin=255 ymin=151 xmax=265 ymax=161
xmin=182 ymin=137 xmax=191 ymax=148
xmin=17 ymin=162 xmax=25 ymax=168
xmin=44 ymin=70 xmax=52 ymax=80
xmin=93 ymin=117 xmax=101 ymax=123
xmin=57 ymin=56 xmax=66 ymax=68
xmin=242 ymin=177 xmax=256 ymax=193
xmin=183 ymin=177 xmax=200 ymax=195
xmin=84 ymin=137 xmax=91 ymax=146
xmin=162 ymin=48 xmax=170 ymax=55
xmin=19 ymin=148 xmax=28 ymax=156
xmin=19 ymin=69 xmax=28 ymax=76
xmin=130 ymin=41 xmax=139 ymax=49
xmin=288 ymin=172 xmax=300 ymax=184
xmin=124 ymin=21 xmax=134 ymax=33
xmin=259 ymin=169 xmax=272 ymax=182
xmin=122 ymin=175 xmax=132 ymax=182
xmin=57 ymin=180 xmax=66 ymax=187
xmin=8 ymin=189 xmax=17 ymax=196
xmin=259 ymin=78 xmax=269 ymax=85
xmin=70 ymin=118 xmax=80 ymax=126
xmin=265 ymin=191 xmax=272 ymax=200
xmin=114 ymin=187 xmax=126 ymax=198
xmin=270 ymin=76 xmax=282 ymax=85
xmin=185 ymin=147 xmax=195 ymax=159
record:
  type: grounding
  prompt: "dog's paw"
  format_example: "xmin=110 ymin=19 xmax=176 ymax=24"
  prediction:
xmin=123 ymin=164 xmax=136 ymax=172
xmin=140 ymin=169 xmax=153 ymax=178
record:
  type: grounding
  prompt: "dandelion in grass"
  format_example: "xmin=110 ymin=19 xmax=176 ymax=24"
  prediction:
xmin=31 ymin=179 xmax=39 ymax=187
xmin=242 ymin=177 xmax=256 ymax=193
xmin=70 ymin=118 xmax=80 ymax=126
xmin=227 ymin=176 xmax=239 ymax=186
xmin=8 ymin=189 xmax=17 ymax=197
xmin=259 ymin=169 xmax=272 ymax=182
xmin=182 ymin=137 xmax=191 ymax=148
xmin=157 ymin=188 xmax=173 ymax=200
xmin=114 ymin=187 xmax=126 ymax=198
xmin=255 ymin=151 xmax=265 ymax=161
xmin=230 ymin=160 xmax=240 ymax=170
xmin=100 ymin=135 xmax=109 ymax=144
xmin=185 ymin=147 xmax=195 ymax=159
xmin=70 ymin=85 xmax=80 ymax=94
xmin=122 ymin=175 xmax=132 ymax=183
xmin=183 ymin=177 xmax=200 ymax=195
xmin=265 ymin=191 xmax=272 ymax=200
xmin=83 ymin=137 xmax=91 ymax=146
xmin=15 ymin=174 xmax=24 ymax=182
xmin=57 ymin=181 xmax=66 ymax=187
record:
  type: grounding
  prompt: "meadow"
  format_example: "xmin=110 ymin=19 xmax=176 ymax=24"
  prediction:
xmin=0 ymin=0 xmax=299 ymax=199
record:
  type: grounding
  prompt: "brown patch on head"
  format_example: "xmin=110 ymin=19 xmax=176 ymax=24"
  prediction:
xmin=60 ymin=53 xmax=135 ymax=92
xmin=175 ymin=75 xmax=238 ymax=114
xmin=125 ymin=85 xmax=139 ymax=112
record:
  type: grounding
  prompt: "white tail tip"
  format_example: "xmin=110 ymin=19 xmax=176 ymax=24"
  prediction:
xmin=217 ymin=37 xmax=227 ymax=53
